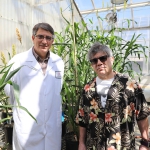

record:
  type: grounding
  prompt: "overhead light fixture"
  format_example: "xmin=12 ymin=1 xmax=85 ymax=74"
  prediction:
xmin=111 ymin=0 xmax=128 ymax=5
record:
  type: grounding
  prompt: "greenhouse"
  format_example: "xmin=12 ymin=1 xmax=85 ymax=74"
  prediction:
xmin=0 ymin=0 xmax=150 ymax=150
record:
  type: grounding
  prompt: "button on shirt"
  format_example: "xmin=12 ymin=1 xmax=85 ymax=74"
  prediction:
xmin=32 ymin=48 xmax=50 ymax=75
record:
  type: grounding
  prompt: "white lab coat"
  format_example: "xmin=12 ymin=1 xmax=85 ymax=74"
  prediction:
xmin=4 ymin=48 xmax=64 ymax=150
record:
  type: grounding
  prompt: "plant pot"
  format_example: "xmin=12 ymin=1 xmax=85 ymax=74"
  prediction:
xmin=66 ymin=140 xmax=79 ymax=150
xmin=61 ymin=131 xmax=79 ymax=150
xmin=0 ymin=124 xmax=5 ymax=148
xmin=62 ymin=121 xmax=67 ymax=137
xmin=1 ymin=112 xmax=13 ymax=145
xmin=4 ymin=124 xmax=13 ymax=145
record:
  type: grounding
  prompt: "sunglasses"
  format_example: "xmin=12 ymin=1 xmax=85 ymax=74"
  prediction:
xmin=90 ymin=55 xmax=108 ymax=64
xmin=35 ymin=34 xmax=54 ymax=41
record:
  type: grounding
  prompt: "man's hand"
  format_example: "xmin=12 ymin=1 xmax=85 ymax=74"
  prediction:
xmin=78 ymin=142 xmax=86 ymax=150
xmin=137 ymin=118 xmax=149 ymax=141
xmin=139 ymin=145 xmax=149 ymax=150
xmin=78 ymin=127 xmax=86 ymax=150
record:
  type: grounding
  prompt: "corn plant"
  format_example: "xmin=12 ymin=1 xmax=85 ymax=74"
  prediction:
xmin=0 ymin=63 xmax=36 ymax=124
xmin=90 ymin=26 xmax=148 ymax=79
xmin=0 ymin=29 xmax=36 ymax=149
xmin=52 ymin=21 xmax=94 ymax=137
xmin=52 ymin=17 xmax=148 ymax=139
xmin=0 ymin=63 xmax=34 ymax=149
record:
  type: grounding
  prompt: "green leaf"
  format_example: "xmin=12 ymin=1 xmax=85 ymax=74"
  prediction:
xmin=18 ymin=106 xmax=37 ymax=123
xmin=0 ymin=104 xmax=14 ymax=108
xmin=12 ymin=82 xmax=20 ymax=106
xmin=4 ymin=66 xmax=22 ymax=83
xmin=0 ymin=117 xmax=12 ymax=123
xmin=0 ymin=64 xmax=13 ymax=85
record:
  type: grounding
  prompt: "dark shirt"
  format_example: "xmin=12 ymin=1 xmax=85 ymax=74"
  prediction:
xmin=32 ymin=48 xmax=50 ymax=75
xmin=76 ymin=73 xmax=149 ymax=150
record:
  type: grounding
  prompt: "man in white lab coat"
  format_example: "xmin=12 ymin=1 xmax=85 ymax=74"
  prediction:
xmin=4 ymin=23 xmax=64 ymax=150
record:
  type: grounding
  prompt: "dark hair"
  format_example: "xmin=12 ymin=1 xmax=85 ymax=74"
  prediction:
xmin=87 ymin=42 xmax=113 ymax=60
xmin=32 ymin=23 xmax=54 ymax=36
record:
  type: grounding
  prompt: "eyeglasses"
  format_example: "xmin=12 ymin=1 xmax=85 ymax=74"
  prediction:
xmin=90 ymin=55 xmax=108 ymax=64
xmin=35 ymin=34 xmax=54 ymax=41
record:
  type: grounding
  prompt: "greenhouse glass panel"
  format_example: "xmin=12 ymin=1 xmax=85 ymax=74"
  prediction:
xmin=139 ymin=17 xmax=149 ymax=27
xmin=117 ymin=8 xmax=132 ymax=21
xmin=94 ymin=0 xmax=112 ymax=9
xmin=98 ymin=11 xmax=113 ymax=30
xmin=132 ymin=0 xmax=150 ymax=3
xmin=82 ymin=13 xmax=98 ymax=30
xmin=133 ymin=6 xmax=150 ymax=27
xmin=136 ymin=30 xmax=149 ymax=41
xmin=133 ymin=6 xmax=150 ymax=17
xmin=75 ymin=0 xmax=93 ymax=11
xmin=98 ymin=11 xmax=111 ymax=19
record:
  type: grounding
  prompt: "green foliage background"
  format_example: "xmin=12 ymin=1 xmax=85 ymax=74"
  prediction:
xmin=52 ymin=19 xmax=148 ymax=137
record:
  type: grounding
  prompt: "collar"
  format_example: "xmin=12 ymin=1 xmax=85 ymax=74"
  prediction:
xmin=32 ymin=48 xmax=50 ymax=63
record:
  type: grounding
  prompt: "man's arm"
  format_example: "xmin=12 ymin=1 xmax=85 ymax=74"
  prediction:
xmin=137 ymin=117 xmax=149 ymax=140
xmin=137 ymin=117 xmax=149 ymax=150
xmin=78 ymin=126 xmax=86 ymax=150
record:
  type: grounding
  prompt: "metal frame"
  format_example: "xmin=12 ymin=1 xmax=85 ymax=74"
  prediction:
xmin=80 ymin=1 xmax=150 ymax=14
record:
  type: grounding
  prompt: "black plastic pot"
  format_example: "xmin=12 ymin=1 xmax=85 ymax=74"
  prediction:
xmin=4 ymin=125 xmax=13 ymax=145
xmin=61 ymin=131 xmax=79 ymax=150
xmin=62 ymin=121 xmax=67 ymax=137
xmin=66 ymin=140 xmax=79 ymax=150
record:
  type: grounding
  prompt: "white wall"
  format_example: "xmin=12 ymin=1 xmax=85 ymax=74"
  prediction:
xmin=0 ymin=0 xmax=81 ymax=62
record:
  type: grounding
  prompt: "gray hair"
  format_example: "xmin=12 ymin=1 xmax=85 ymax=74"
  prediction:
xmin=87 ymin=42 xmax=113 ymax=60
xmin=32 ymin=22 xmax=54 ymax=37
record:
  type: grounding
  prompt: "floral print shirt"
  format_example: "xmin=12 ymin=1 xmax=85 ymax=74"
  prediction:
xmin=76 ymin=73 xmax=150 ymax=150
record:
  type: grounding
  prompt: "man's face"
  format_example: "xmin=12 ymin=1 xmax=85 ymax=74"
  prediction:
xmin=90 ymin=51 xmax=114 ymax=79
xmin=32 ymin=28 xmax=54 ymax=59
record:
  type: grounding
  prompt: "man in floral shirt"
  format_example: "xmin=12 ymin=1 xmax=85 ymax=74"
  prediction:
xmin=76 ymin=42 xmax=150 ymax=150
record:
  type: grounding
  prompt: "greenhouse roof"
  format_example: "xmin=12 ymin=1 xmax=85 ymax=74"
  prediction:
xmin=73 ymin=0 xmax=150 ymax=47
xmin=74 ymin=0 xmax=150 ymax=29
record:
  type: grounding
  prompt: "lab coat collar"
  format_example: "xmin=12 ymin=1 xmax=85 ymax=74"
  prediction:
xmin=24 ymin=48 xmax=60 ymax=72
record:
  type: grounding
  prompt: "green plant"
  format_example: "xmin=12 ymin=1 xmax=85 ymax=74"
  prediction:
xmin=0 ymin=63 xmax=36 ymax=149
xmin=89 ymin=25 xmax=148 ymax=80
xmin=0 ymin=63 xmax=36 ymax=124
xmin=52 ymin=16 xmax=148 ymax=141
xmin=0 ymin=143 xmax=9 ymax=150
xmin=0 ymin=29 xmax=35 ymax=149
xmin=53 ymin=21 xmax=94 ymax=138
xmin=0 ymin=46 xmax=36 ymax=124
